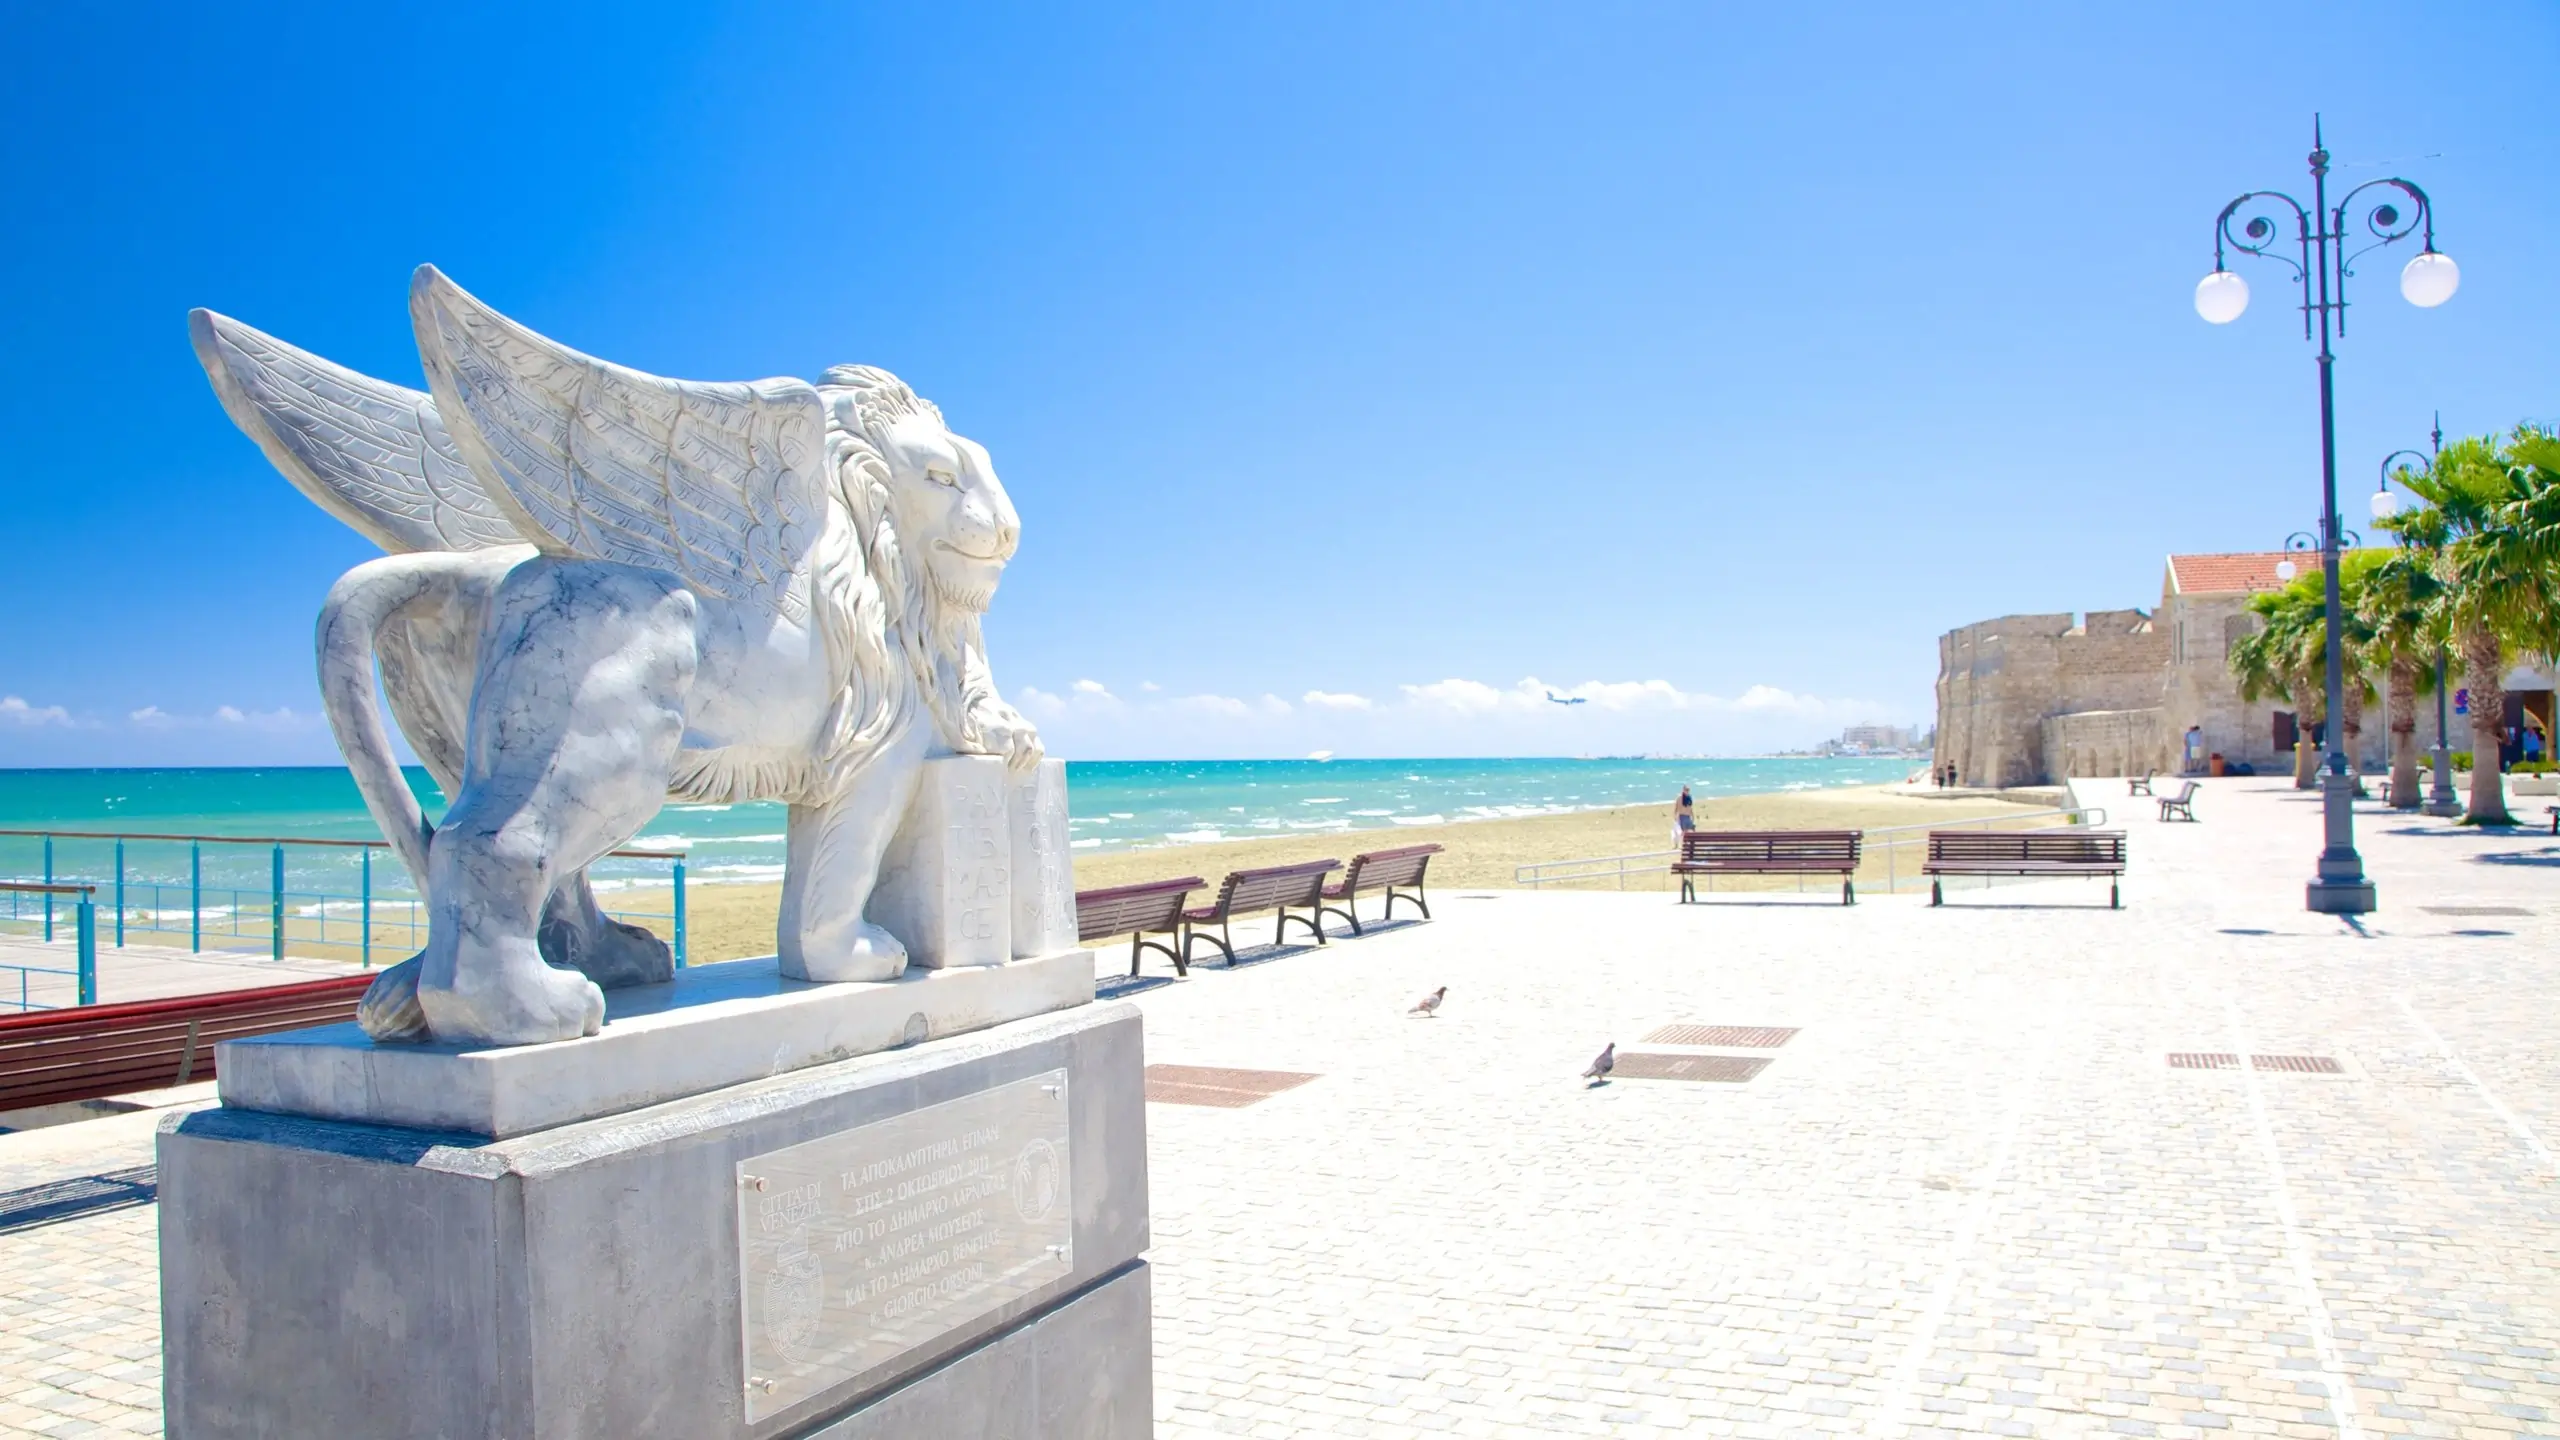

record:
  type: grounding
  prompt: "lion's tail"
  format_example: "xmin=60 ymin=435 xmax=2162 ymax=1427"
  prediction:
xmin=317 ymin=555 xmax=449 ymax=888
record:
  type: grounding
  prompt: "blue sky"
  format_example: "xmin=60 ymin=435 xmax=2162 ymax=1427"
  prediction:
xmin=0 ymin=2 xmax=2553 ymax=764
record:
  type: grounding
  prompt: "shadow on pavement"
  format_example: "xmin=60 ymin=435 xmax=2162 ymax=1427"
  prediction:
xmin=2476 ymin=848 xmax=2560 ymax=867
xmin=1094 ymin=973 xmax=1179 ymax=1000
xmin=0 ymin=1164 xmax=157 ymax=1236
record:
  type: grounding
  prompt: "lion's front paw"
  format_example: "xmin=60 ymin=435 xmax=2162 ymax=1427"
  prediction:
xmin=980 ymin=707 xmax=1045 ymax=772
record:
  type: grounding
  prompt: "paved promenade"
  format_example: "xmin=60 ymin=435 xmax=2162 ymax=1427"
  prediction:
xmin=0 ymin=935 xmax=364 ymax=1011
xmin=2 ymin=777 xmax=2554 ymax=1436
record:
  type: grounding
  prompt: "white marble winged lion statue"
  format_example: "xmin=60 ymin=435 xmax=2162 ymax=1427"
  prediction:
xmin=191 ymin=267 xmax=1042 ymax=1048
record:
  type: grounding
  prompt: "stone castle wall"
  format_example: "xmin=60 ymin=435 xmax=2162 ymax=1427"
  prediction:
xmin=2041 ymin=708 xmax=2172 ymax=780
xmin=1938 ymin=588 xmax=2393 ymax=787
xmin=1934 ymin=611 xmax=2167 ymax=788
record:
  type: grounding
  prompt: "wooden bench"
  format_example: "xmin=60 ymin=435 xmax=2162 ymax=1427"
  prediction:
xmin=1318 ymin=844 xmax=1443 ymax=936
xmin=1181 ymin=859 xmax=1340 ymax=969
xmin=1923 ymin=830 xmax=2128 ymax=909
xmin=2127 ymin=771 xmax=2155 ymax=796
xmin=2157 ymin=780 xmax=2198 ymax=822
xmin=1075 ymin=876 xmax=1205 ymax=977
xmin=1671 ymin=830 xmax=1862 ymax=904
xmin=0 ymin=972 xmax=373 ymax=1114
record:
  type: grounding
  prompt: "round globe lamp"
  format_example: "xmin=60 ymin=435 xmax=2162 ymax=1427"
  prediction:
xmin=2194 ymin=269 xmax=2250 ymax=324
xmin=2399 ymin=250 xmax=2460 ymax=308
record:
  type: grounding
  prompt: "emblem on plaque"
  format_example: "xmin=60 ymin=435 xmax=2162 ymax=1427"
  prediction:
xmin=755 ymin=1181 xmax=827 ymax=1362
xmin=1012 ymin=1138 xmax=1062 ymax=1223
xmin=764 ymin=1244 xmax=825 ymax=1362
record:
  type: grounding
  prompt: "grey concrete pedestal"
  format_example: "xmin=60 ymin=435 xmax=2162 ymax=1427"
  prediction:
xmin=159 ymin=1002 xmax=1151 ymax=1439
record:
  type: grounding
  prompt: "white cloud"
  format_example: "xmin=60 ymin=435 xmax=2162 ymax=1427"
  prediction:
xmin=1139 ymin=681 xmax=1160 ymax=692
xmin=1015 ymin=670 xmax=1902 ymax=760
xmin=0 ymin=695 xmax=72 ymax=728
xmin=1400 ymin=678 xmax=1514 ymax=714
xmin=1301 ymin=690 xmax=1373 ymax=710
xmin=1072 ymin=678 xmax=1112 ymax=697
xmin=1393 ymin=676 xmax=1877 ymax=720
xmin=1728 ymin=683 xmax=1831 ymax=714
xmin=123 ymin=702 xmax=317 ymax=734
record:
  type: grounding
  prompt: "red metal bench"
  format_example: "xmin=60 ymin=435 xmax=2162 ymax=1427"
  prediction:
xmin=1318 ymin=844 xmax=1443 ymax=936
xmin=1671 ymin=830 xmax=1862 ymax=904
xmin=1182 ymin=859 xmax=1340 ymax=969
xmin=1075 ymin=876 xmax=1205 ymax=977
xmin=0 ymin=972 xmax=373 ymax=1114
xmin=1923 ymin=829 xmax=2127 ymax=908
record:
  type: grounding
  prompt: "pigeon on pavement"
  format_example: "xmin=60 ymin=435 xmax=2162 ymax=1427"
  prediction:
xmin=1409 ymin=986 xmax=1447 ymax=1017
xmin=1583 ymin=1042 xmax=1615 ymax=1085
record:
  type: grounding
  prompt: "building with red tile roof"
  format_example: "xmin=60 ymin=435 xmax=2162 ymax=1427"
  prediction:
xmin=1933 ymin=551 xmax=2395 ymax=787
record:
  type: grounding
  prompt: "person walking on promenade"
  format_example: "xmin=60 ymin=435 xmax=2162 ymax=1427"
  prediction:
xmin=1673 ymin=785 xmax=1696 ymax=843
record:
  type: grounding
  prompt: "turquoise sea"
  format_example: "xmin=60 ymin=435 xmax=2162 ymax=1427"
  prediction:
xmin=0 ymin=757 xmax=1918 ymax=898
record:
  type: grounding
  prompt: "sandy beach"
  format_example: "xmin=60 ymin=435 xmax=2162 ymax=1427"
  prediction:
xmin=652 ymin=782 xmax=2050 ymax=964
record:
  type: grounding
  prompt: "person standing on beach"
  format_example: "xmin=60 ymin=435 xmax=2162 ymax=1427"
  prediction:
xmin=1673 ymin=785 xmax=1696 ymax=843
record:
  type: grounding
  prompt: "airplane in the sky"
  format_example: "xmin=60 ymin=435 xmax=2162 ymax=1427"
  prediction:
xmin=1545 ymin=690 xmax=1586 ymax=705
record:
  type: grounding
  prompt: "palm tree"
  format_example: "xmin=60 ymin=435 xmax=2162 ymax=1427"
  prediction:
xmin=2351 ymin=546 xmax=2446 ymax=810
xmin=2231 ymin=575 xmax=2328 ymax=788
xmin=2384 ymin=432 xmax=2558 ymax=824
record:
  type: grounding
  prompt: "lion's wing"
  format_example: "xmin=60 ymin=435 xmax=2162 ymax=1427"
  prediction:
xmin=410 ymin=266 xmax=822 ymax=620
xmin=190 ymin=309 xmax=527 ymax=555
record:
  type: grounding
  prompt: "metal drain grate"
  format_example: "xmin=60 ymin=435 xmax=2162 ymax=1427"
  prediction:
xmin=1642 ymin=1025 xmax=1798 ymax=1049
xmin=1613 ymin=1053 xmax=1770 ymax=1084
xmin=2249 ymin=1054 xmax=2345 ymax=1074
xmin=1144 ymin=1065 xmax=1320 ymax=1108
xmin=2421 ymin=905 xmax=2531 ymax=917
xmin=2166 ymin=1052 xmax=2343 ymax=1074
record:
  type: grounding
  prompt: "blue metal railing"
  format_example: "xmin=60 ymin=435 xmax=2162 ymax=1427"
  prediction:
xmin=0 ymin=831 xmax=686 ymax=1010
xmin=0 ymin=881 xmax=96 ymax=1011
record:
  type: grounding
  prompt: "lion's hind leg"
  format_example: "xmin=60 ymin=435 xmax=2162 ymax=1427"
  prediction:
xmin=413 ymin=561 xmax=700 ymax=1047
xmin=539 ymin=872 xmax=675 ymax=990
xmin=356 ymin=954 xmax=429 ymax=1042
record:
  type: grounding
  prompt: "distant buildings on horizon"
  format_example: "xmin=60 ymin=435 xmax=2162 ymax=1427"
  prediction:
xmin=1767 ymin=722 xmax=1934 ymax=759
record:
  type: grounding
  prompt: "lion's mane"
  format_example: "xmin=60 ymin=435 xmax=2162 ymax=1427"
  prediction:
xmin=662 ymin=367 xmax=994 ymax=808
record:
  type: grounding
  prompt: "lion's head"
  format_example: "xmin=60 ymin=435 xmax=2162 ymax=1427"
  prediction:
xmin=821 ymin=368 xmax=1019 ymax=614
xmin=808 ymin=365 xmax=1021 ymax=774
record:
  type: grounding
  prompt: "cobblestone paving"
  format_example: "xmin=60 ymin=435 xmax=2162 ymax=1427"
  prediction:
xmin=1 ymin=779 xmax=2553 ymax=1436
xmin=0 ymin=1110 xmax=191 ymax=1436
xmin=1131 ymin=780 xmax=2559 ymax=1438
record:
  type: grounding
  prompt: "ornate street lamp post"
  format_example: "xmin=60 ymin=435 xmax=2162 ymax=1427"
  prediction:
xmin=2196 ymin=118 xmax=2458 ymax=915
xmin=2375 ymin=414 xmax=2460 ymax=817
xmin=2276 ymin=521 xmax=2360 ymax=570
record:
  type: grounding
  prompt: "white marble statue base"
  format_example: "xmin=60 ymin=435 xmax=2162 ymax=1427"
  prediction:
xmin=214 ymin=949 xmax=1094 ymax=1138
